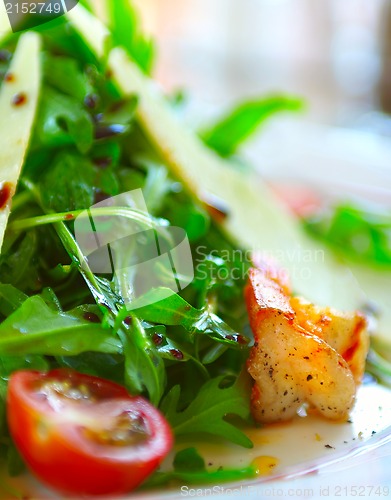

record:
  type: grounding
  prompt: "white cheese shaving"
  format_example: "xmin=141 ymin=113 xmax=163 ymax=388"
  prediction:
xmin=0 ymin=32 xmax=41 ymax=253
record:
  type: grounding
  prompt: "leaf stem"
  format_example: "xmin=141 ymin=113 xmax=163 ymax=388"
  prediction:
xmin=9 ymin=207 xmax=169 ymax=234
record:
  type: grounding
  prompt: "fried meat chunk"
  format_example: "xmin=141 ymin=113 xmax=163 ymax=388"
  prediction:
xmin=245 ymin=266 xmax=369 ymax=423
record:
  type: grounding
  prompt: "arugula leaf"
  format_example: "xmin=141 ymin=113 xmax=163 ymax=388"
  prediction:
xmin=78 ymin=0 xmax=93 ymax=12
xmin=107 ymin=0 xmax=155 ymax=74
xmin=0 ymin=355 xmax=49 ymax=380
xmin=0 ymin=356 xmax=47 ymax=479
xmin=173 ymin=447 xmax=205 ymax=472
xmin=39 ymin=152 xmax=95 ymax=212
xmin=0 ymin=285 xmax=27 ymax=318
xmin=118 ymin=315 xmax=166 ymax=406
xmin=366 ymin=346 xmax=391 ymax=387
xmin=34 ymin=86 xmax=94 ymax=153
xmin=90 ymin=141 xmax=121 ymax=169
xmin=130 ymin=288 xmax=200 ymax=327
xmin=58 ymin=352 xmax=124 ymax=384
xmin=161 ymin=374 xmax=253 ymax=448
xmin=304 ymin=204 xmax=391 ymax=267
xmin=200 ymin=95 xmax=303 ymax=157
xmin=0 ymin=355 xmax=49 ymax=437
xmin=144 ymin=447 xmax=256 ymax=487
xmin=130 ymin=287 xmax=249 ymax=347
xmin=142 ymin=162 xmax=173 ymax=215
xmin=35 ymin=17 xmax=99 ymax=67
xmin=6 ymin=444 xmax=25 ymax=477
xmin=35 ymin=209 xmax=169 ymax=404
xmin=0 ymin=296 xmax=121 ymax=356
xmin=141 ymin=322 xmax=210 ymax=381
xmin=0 ymin=232 xmax=39 ymax=292
xmin=43 ymin=54 xmax=93 ymax=102
xmin=164 ymin=196 xmax=210 ymax=242
xmin=103 ymin=96 xmax=138 ymax=126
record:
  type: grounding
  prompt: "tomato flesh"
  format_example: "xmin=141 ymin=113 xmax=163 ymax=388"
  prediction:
xmin=7 ymin=369 xmax=173 ymax=496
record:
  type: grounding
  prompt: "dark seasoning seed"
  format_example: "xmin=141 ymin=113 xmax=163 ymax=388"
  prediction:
xmin=170 ymin=349 xmax=184 ymax=360
xmin=83 ymin=312 xmax=101 ymax=324
xmin=0 ymin=50 xmax=11 ymax=62
xmin=93 ymin=156 xmax=112 ymax=169
xmin=84 ymin=93 xmax=99 ymax=109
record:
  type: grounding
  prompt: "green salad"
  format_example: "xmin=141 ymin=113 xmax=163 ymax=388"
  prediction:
xmin=0 ymin=0 xmax=390 ymax=497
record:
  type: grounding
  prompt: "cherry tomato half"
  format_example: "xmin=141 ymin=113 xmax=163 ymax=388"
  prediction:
xmin=7 ymin=369 xmax=173 ymax=496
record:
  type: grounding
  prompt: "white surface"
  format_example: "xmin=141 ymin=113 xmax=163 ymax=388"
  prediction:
xmin=246 ymin=118 xmax=391 ymax=205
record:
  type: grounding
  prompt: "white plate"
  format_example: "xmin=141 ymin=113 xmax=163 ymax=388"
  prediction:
xmin=3 ymin=382 xmax=391 ymax=499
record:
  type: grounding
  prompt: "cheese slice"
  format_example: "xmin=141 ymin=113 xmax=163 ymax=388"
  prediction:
xmin=0 ymin=1 xmax=11 ymax=35
xmin=68 ymin=5 xmax=109 ymax=58
xmin=0 ymin=32 xmax=41 ymax=253
xmin=67 ymin=5 xmax=365 ymax=312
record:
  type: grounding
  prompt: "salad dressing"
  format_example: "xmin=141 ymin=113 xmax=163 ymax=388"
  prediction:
xmin=251 ymin=456 xmax=279 ymax=476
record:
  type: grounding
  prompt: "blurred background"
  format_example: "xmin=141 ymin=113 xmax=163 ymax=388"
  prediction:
xmin=130 ymin=0 xmax=390 ymax=125
xmin=125 ymin=0 xmax=391 ymax=203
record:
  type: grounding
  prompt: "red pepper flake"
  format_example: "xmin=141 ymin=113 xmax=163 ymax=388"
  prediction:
xmin=4 ymin=72 xmax=15 ymax=83
xmin=12 ymin=92 xmax=27 ymax=107
xmin=226 ymin=334 xmax=248 ymax=345
xmin=0 ymin=182 xmax=13 ymax=210
xmin=170 ymin=349 xmax=184 ymax=360
xmin=152 ymin=333 xmax=164 ymax=346
xmin=237 ymin=334 xmax=249 ymax=345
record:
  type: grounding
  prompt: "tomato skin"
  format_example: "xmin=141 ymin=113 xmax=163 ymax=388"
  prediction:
xmin=7 ymin=370 xmax=173 ymax=496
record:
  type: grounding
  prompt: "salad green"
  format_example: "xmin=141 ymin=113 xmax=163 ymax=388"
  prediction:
xmin=303 ymin=202 xmax=391 ymax=387
xmin=0 ymin=0 xmax=389 ymax=494
xmin=0 ymin=0 xmax=266 ymax=485
xmin=304 ymin=203 xmax=391 ymax=268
